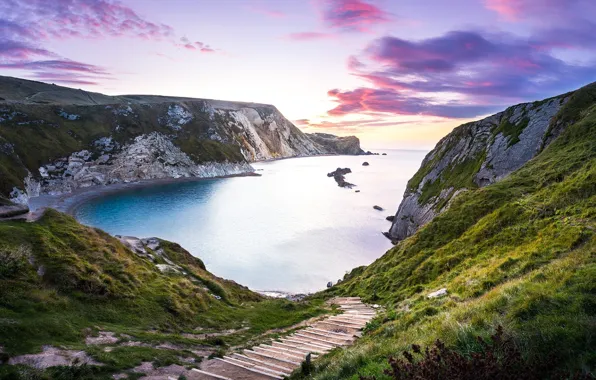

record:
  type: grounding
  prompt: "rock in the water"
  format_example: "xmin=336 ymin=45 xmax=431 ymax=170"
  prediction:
xmin=382 ymin=153 xmax=387 ymax=156
xmin=327 ymin=168 xmax=352 ymax=177
xmin=355 ymin=190 xmax=361 ymax=193
xmin=386 ymin=215 xmax=395 ymax=222
xmin=328 ymin=167 xmax=355 ymax=188
xmin=327 ymin=281 xmax=333 ymax=288
xmin=373 ymin=205 xmax=384 ymax=211
xmin=362 ymin=162 xmax=370 ymax=166
xmin=428 ymin=288 xmax=448 ymax=298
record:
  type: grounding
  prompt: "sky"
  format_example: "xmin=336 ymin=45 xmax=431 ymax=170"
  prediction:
xmin=1 ymin=0 xmax=595 ymax=149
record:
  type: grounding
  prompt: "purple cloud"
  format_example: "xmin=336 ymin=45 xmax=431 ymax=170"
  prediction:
xmin=327 ymin=20 xmax=596 ymax=119
xmin=0 ymin=0 xmax=216 ymax=85
xmin=485 ymin=0 xmax=586 ymax=21
xmin=320 ymin=0 xmax=391 ymax=32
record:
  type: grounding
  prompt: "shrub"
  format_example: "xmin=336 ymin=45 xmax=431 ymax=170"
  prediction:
xmin=0 ymin=245 xmax=31 ymax=279
xmin=360 ymin=327 xmax=595 ymax=380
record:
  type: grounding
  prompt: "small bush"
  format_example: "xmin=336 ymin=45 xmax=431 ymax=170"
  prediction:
xmin=0 ymin=245 xmax=31 ymax=279
xmin=361 ymin=327 xmax=595 ymax=380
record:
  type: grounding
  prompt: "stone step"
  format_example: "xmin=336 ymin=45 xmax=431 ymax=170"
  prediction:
xmin=282 ymin=337 xmax=335 ymax=351
xmin=201 ymin=358 xmax=277 ymax=380
xmin=191 ymin=367 xmax=234 ymax=380
xmin=244 ymin=349 xmax=301 ymax=369
xmin=271 ymin=341 xmax=327 ymax=354
xmin=329 ymin=313 xmax=376 ymax=322
xmin=222 ymin=356 xmax=290 ymax=378
xmin=214 ymin=358 xmax=284 ymax=379
xmin=253 ymin=346 xmax=305 ymax=361
xmin=230 ymin=353 xmax=292 ymax=375
xmin=307 ymin=327 xmax=355 ymax=338
xmin=300 ymin=329 xmax=353 ymax=343
xmin=327 ymin=317 xmax=368 ymax=327
xmin=284 ymin=336 xmax=336 ymax=350
xmin=260 ymin=344 xmax=319 ymax=358
xmin=293 ymin=332 xmax=344 ymax=347
xmin=313 ymin=320 xmax=361 ymax=332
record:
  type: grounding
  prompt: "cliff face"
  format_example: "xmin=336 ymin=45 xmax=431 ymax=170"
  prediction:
xmin=387 ymin=87 xmax=586 ymax=241
xmin=306 ymin=133 xmax=365 ymax=155
xmin=0 ymin=76 xmax=339 ymax=203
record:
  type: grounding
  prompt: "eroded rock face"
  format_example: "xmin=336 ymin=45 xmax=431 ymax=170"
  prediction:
xmin=306 ymin=133 xmax=365 ymax=155
xmin=15 ymin=132 xmax=254 ymax=201
xmin=0 ymin=76 xmax=353 ymax=203
xmin=387 ymin=95 xmax=570 ymax=241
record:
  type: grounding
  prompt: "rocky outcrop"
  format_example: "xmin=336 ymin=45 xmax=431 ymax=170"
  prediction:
xmin=387 ymin=91 xmax=576 ymax=241
xmin=306 ymin=133 xmax=365 ymax=155
xmin=14 ymin=132 xmax=255 ymax=199
xmin=327 ymin=167 xmax=354 ymax=188
xmin=0 ymin=203 xmax=29 ymax=218
xmin=0 ymin=76 xmax=353 ymax=203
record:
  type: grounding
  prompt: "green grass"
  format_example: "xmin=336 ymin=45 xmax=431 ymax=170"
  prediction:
xmin=0 ymin=101 xmax=247 ymax=197
xmin=299 ymin=89 xmax=596 ymax=379
xmin=0 ymin=211 xmax=328 ymax=377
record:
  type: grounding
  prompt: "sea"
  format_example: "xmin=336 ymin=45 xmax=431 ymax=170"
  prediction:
xmin=74 ymin=149 xmax=428 ymax=293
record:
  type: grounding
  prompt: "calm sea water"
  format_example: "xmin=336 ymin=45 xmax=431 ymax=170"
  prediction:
xmin=74 ymin=150 xmax=427 ymax=293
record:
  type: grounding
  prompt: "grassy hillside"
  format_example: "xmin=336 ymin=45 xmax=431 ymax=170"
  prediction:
xmin=0 ymin=211 xmax=327 ymax=378
xmin=303 ymin=88 xmax=596 ymax=379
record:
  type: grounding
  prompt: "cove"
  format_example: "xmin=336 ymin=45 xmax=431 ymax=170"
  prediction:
xmin=74 ymin=150 xmax=427 ymax=293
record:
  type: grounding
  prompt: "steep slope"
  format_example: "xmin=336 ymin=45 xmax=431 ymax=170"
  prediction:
xmin=386 ymin=85 xmax=595 ymax=241
xmin=301 ymin=85 xmax=596 ymax=379
xmin=0 ymin=210 xmax=327 ymax=378
xmin=0 ymin=76 xmax=363 ymax=204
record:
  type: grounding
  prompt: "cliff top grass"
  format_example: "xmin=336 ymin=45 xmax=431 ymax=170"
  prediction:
xmin=0 ymin=210 xmax=328 ymax=377
xmin=301 ymin=90 xmax=596 ymax=379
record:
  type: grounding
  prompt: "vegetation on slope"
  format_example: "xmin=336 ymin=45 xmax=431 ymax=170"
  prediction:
xmin=0 ymin=101 xmax=246 ymax=196
xmin=302 ymin=91 xmax=596 ymax=379
xmin=0 ymin=211 xmax=327 ymax=378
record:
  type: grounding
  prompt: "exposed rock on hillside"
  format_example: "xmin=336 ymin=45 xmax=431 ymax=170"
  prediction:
xmin=387 ymin=89 xmax=579 ymax=241
xmin=0 ymin=76 xmax=358 ymax=203
xmin=306 ymin=133 xmax=365 ymax=155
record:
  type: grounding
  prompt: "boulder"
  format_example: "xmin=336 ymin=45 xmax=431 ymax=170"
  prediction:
xmin=326 ymin=281 xmax=333 ymax=288
xmin=362 ymin=162 xmax=370 ymax=166
xmin=382 ymin=153 xmax=387 ymax=156
xmin=355 ymin=190 xmax=361 ymax=193
xmin=373 ymin=205 xmax=384 ymax=211
xmin=386 ymin=215 xmax=395 ymax=222
xmin=428 ymin=288 xmax=448 ymax=298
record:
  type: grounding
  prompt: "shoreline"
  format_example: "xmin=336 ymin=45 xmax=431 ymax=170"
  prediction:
xmin=28 ymin=172 xmax=261 ymax=217
xmin=23 ymin=151 xmax=385 ymax=220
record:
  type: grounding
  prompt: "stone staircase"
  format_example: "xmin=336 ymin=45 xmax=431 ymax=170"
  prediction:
xmin=184 ymin=297 xmax=376 ymax=380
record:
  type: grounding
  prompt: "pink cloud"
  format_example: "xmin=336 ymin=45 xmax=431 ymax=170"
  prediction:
xmin=0 ymin=0 xmax=217 ymax=86
xmin=320 ymin=0 xmax=392 ymax=32
xmin=285 ymin=32 xmax=335 ymax=41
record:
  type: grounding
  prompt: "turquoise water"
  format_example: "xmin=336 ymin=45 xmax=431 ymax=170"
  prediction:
xmin=75 ymin=150 xmax=427 ymax=293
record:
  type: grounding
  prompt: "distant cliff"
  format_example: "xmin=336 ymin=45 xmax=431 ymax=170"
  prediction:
xmin=387 ymin=85 xmax=592 ymax=241
xmin=0 ymin=76 xmax=362 ymax=204
xmin=306 ymin=133 xmax=365 ymax=155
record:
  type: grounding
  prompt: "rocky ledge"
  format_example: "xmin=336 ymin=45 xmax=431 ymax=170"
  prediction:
xmin=386 ymin=86 xmax=584 ymax=241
